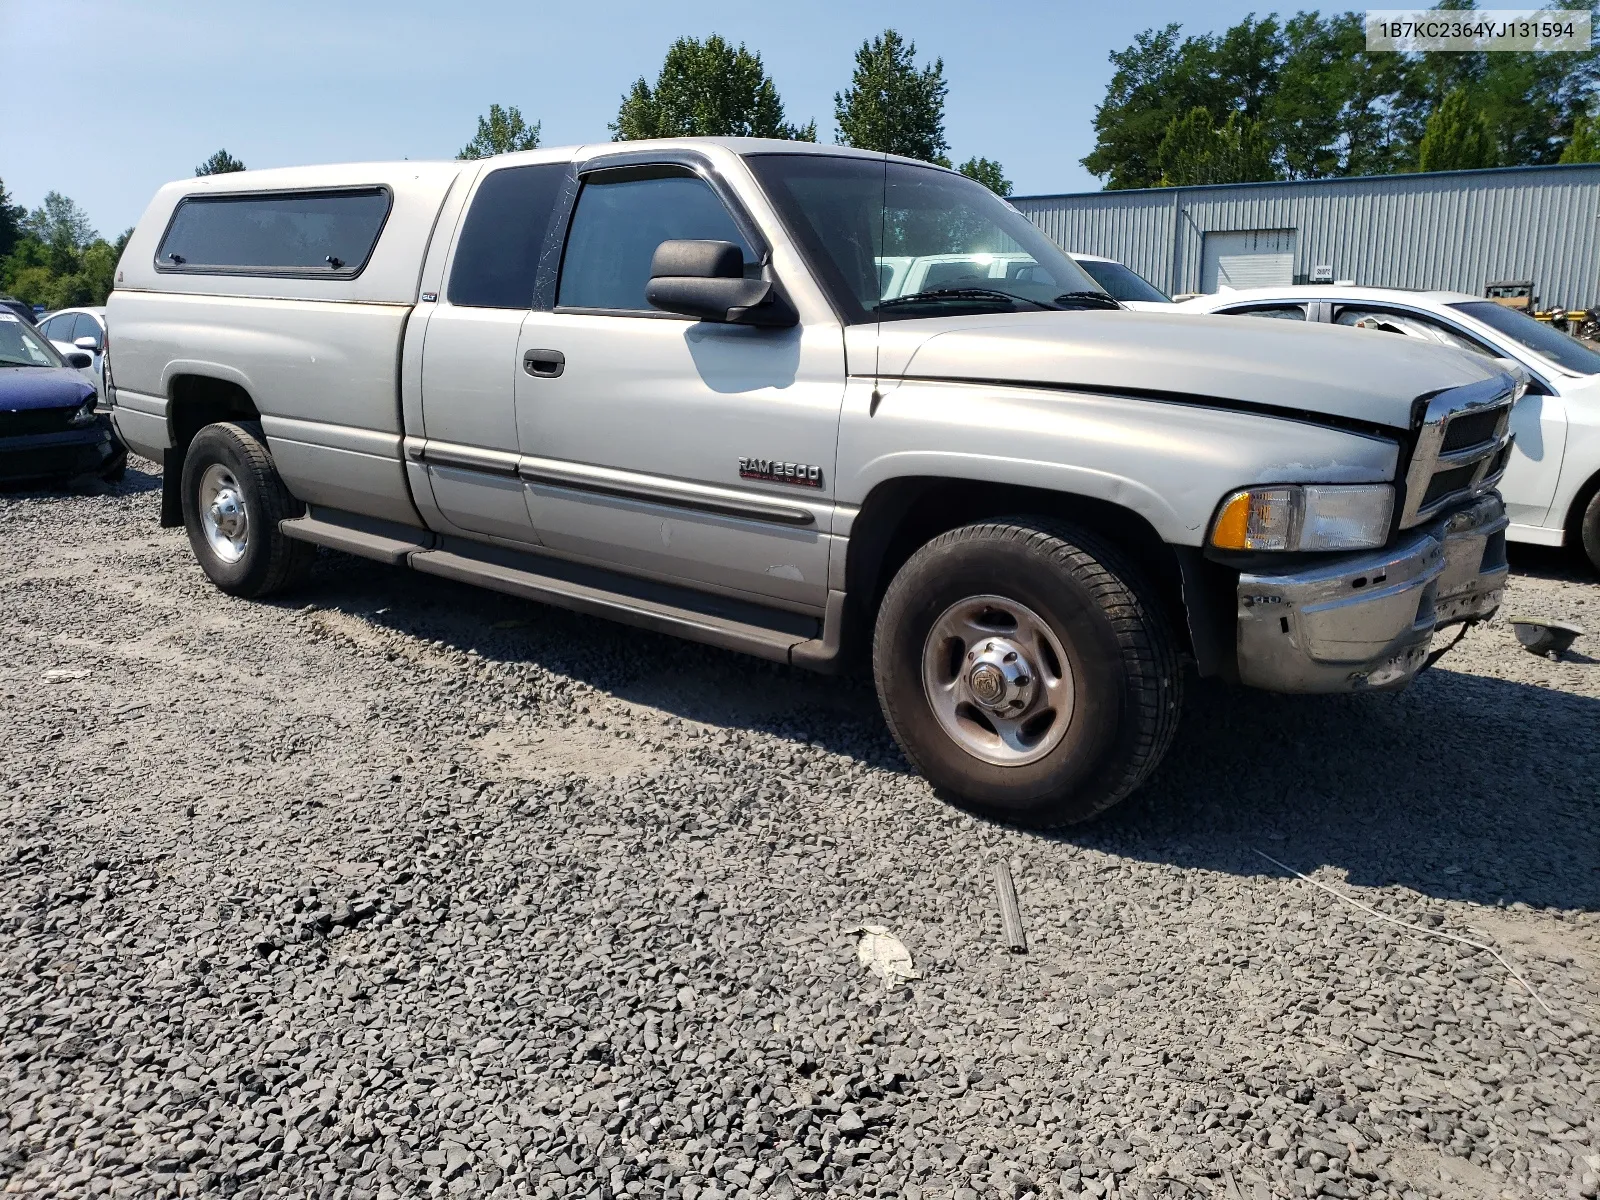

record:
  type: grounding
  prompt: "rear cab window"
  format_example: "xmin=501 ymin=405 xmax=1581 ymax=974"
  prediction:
xmin=156 ymin=187 xmax=392 ymax=278
xmin=448 ymin=163 xmax=569 ymax=309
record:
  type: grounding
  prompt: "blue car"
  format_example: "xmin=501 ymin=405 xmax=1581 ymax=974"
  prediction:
xmin=0 ymin=312 xmax=125 ymax=484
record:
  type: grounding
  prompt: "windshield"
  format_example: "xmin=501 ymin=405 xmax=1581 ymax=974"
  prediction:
xmin=1074 ymin=258 xmax=1171 ymax=304
xmin=745 ymin=155 xmax=1107 ymax=322
xmin=0 ymin=313 xmax=64 ymax=368
xmin=1451 ymin=301 xmax=1600 ymax=375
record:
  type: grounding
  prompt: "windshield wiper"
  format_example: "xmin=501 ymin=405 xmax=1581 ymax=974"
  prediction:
xmin=1052 ymin=290 xmax=1122 ymax=311
xmin=878 ymin=287 xmax=1052 ymax=311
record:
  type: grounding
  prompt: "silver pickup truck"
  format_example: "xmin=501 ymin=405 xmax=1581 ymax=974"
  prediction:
xmin=105 ymin=139 xmax=1514 ymax=825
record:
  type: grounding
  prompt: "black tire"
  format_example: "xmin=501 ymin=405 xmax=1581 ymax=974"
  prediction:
xmin=1579 ymin=485 xmax=1600 ymax=576
xmin=101 ymin=450 xmax=127 ymax=483
xmin=180 ymin=421 xmax=312 ymax=598
xmin=872 ymin=518 xmax=1182 ymax=827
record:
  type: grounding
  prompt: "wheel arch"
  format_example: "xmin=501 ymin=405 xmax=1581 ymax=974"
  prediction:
xmin=159 ymin=373 xmax=261 ymax=526
xmin=1563 ymin=462 xmax=1600 ymax=568
xmin=841 ymin=476 xmax=1215 ymax=670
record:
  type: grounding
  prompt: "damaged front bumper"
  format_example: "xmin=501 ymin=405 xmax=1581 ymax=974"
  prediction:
xmin=1236 ymin=494 xmax=1508 ymax=693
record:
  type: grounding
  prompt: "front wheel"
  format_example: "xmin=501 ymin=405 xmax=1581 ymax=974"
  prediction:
xmin=873 ymin=519 xmax=1182 ymax=827
xmin=180 ymin=421 xmax=313 ymax=598
xmin=1579 ymin=485 xmax=1600 ymax=576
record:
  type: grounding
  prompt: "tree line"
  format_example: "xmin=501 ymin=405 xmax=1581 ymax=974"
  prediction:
xmin=1 ymin=150 xmax=244 ymax=312
xmin=13 ymin=13 xmax=1594 ymax=311
xmin=3 ymin=27 xmax=996 ymax=313
xmin=1083 ymin=8 xmax=1600 ymax=188
xmin=459 ymin=29 xmax=1012 ymax=194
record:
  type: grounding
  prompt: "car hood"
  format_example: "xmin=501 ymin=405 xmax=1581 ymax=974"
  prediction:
xmin=880 ymin=310 xmax=1510 ymax=430
xmin=0 ymin=366 xmax=96 ymax=411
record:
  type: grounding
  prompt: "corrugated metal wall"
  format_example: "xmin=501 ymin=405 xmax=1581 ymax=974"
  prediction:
xmin=1013 ymin=164 xmax=1600 ymax=309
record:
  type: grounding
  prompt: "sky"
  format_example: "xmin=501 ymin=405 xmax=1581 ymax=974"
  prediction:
xmin=1 ymin=0 xmax=1319 ymax=239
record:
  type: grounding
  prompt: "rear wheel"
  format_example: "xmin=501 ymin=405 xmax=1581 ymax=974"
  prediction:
xmin=873 ymin=518 xmax=1182 ymax=827
xmin=180 ymin=421 xmax=312 ymax=597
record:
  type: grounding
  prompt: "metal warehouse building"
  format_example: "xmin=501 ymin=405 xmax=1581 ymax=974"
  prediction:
xmin=1014 ymin=162 xmax=1600 ymax=310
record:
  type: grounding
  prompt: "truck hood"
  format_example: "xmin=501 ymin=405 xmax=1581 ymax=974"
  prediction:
xmin=882 ymin=310 xmax=1509 ymax=430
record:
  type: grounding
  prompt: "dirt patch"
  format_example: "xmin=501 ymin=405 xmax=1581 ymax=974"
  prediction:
xmin=472 ymin=722 xmax=664 ymax=782
xmin=1462 ymin=908 xmax=1599 ymax=1021
xmin=1388 ymin=1146 xmax=1503 ymax=1198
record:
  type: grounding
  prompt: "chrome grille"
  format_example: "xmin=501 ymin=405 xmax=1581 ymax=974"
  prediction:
xmin=1399 ymin=376 xmax=1516 ymax=529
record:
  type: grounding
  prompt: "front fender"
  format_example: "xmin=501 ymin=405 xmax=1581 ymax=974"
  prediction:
xmin=835 ymin=378 xmax=1400 ymax=546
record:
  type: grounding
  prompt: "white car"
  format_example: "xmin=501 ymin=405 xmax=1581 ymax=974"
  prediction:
xmin=37 ymin=306 xmax=107 ymax=405
xmin=874 ymin=251 xmax=1171 ymax=311
xmin=1177 ymin=285 xmax=1600 ymax=570
xmin=1068 ymin=252 xmax=1175 ymax=312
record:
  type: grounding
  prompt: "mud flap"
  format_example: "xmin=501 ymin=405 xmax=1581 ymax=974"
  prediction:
xmin=1174 ymin=546 xmax=1239 ymax=683
xmin=160 ymin=446 xmax=184 ymax=527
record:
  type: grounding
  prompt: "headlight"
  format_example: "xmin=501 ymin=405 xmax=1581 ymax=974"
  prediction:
xmin=67 ymin=398 xmax=98 ymax=427
xmin=1210 ymin=484 xmax=1394 ymax=551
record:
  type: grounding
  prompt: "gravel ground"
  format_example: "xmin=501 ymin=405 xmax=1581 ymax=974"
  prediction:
xmin=3 ymin=459 xmax=1597 ymax=1200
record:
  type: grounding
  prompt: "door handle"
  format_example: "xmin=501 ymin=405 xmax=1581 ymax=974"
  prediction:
xmin=523 ymin=349 xmax=565 ymax=378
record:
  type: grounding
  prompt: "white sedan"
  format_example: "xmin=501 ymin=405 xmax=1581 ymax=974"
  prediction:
xmin=37 ymin=306 xmax=108 ymax=405
xmin=1177 ymin=285 xmax=1600 ymax=572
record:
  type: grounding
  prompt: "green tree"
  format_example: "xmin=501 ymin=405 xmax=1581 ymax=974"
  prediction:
xmin=1083 ymin=10 xmax=1598 ymax=188
xmin=834 ymin=29 xmax=949 ymax=164
xmin=957 ymin=156 xmax=1012 ymax=196
xmin=1156 ymin=107 xmax=1278 ymax=185
xmin=458 ymin=104 xmax=542 ymax=159
xmin=1 ymin=187 xmax=130 ymax=307
xmin=23 ymin=192 xmax=97 ymax=250
xmin=0 ymin=178 xmax=25 ymax=262
xmin=612 ymin=36 xmax=813 ymax=141
xmin=195 ymin=149 xmax=246 ymax=176
xmin=1560 ymin=111 xmax=1600 ymax=162
xmin=1419 ymin=87 xmax=1498 ymax=171
xmin=1081 ymin=22 xmax=1277 ymax=189
xmin=1264 ymin=12 xmax=1419 ymax=178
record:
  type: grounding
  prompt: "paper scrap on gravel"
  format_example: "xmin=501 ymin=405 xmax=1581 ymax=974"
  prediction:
xmin=855 ymin=926 xmax=918 ymax=983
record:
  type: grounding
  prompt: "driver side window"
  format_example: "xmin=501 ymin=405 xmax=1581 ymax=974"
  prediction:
xmin=557 ymin=172 xmax=753 ymax=314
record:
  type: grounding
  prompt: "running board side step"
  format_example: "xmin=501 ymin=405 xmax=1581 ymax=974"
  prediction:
xmin=281 ymin=510 xmax=434 ymax=565
xmin=279 ymin=507 xmax=842 ymax=669
xmin=410 ymin=544 xmax=823 ymax=666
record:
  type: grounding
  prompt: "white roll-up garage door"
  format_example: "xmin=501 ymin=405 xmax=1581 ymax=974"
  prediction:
xmin=1202 ymin=229 xmax=1297 ymax=291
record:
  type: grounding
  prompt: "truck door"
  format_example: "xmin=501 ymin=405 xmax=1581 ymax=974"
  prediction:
xmin=417 ymin=161 xmax=568 ymax=544
xmin=512 ymin=160 xmax=845 ymax=611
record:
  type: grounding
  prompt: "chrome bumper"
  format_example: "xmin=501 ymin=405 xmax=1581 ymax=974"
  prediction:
xmin=1236 ymin=494 xmax=1508 ymax=693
